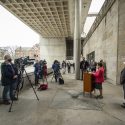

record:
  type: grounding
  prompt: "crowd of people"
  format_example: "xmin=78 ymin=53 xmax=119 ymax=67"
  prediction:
xmin=61 ymin=60 xmax=75 ymax=74
xmin=0 ymin=55 xmax=48 ymax=105
xmin=0 ymin=54 xmax=125 ymax=108
xmin=51 ymin=60 xmax=74 ymax=83
xmin=80 ymin=57 xmax=105 ymax=99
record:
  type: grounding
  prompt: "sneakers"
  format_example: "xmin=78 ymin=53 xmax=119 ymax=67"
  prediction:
xmin=3 ymin=100 xmax=10 ymax=105
xmin=96 ymin=95 xmax=103 ymax=99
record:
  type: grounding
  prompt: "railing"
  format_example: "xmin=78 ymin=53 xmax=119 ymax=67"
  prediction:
xmin=83 ymin=0 xmax=116 ymax=46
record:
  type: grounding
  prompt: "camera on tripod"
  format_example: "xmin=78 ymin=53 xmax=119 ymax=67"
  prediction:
xmin=8 ymin=56 xmax=39 ymax=112
xmin=14 ymin=56 xmax=35 ymax=71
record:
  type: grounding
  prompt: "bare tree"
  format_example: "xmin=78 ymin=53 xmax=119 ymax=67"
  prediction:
xmin=1 ymin=46 xmax=18 ymax=59
xmin=0 ymin=48 xmax=8 ymax=60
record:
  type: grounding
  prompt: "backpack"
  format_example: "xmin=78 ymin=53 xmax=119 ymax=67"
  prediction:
xmin=59 ymin=77 xmax=64 ymax=84
xmin=38 ymin=83 xmax=48 ymax=90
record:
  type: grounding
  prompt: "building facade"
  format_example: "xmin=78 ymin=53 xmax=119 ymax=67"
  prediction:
xmin=15 ymin=44 xmax=40 ymax=59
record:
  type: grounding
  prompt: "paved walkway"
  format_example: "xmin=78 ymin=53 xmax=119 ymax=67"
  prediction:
xmin=0 ymin=73 xmax=125 ymax=125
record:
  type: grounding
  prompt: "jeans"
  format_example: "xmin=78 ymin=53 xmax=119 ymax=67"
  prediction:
xmin=35 ymin=74 xmax=39 ymax=85
xmin=2 ymin=84 xmax=15 ymax=101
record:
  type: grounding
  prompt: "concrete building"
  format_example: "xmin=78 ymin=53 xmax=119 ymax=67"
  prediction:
xmin=0 ymin=0 xmax=125 ymax=81
xmin=1 ymin=1 xmax=125 ymax=125
xmin=0 ymin=0 xmax=91 ymax=78
xmin=15 ymin=44 xmax=40 ymax=59
xmin=29 ymin=44 xmax=40 ymax=59
xmin=15 ymin=47 xmax=31 ymax=58
xmin=83 ymin=0 xmax=125 ymax=84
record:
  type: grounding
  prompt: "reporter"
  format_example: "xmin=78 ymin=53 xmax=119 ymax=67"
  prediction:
xmin=1 ymin=54 xmax=18 ymax=105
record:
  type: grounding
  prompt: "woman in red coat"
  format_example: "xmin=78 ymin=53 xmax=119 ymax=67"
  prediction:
xmin=92 ymin=62 xmax=104 ymax=99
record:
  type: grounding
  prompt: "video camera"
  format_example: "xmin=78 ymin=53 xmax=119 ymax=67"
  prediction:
xmin=14 ymin=56 xmax=35 ymax=70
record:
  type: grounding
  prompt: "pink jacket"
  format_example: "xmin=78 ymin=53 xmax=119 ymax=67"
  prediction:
xmin=93 ymin=67 xmax=104 ymax=84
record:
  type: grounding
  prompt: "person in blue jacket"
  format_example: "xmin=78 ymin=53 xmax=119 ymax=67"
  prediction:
xmin=1 ymin=54 xmax=18 ymax=105
xmin=52 ymin=60 xmax=60 ymax=82
xmin=34 ymin=60 xmax=41 ymax=86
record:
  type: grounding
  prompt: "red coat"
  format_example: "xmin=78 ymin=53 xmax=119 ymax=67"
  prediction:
xmin=93 ymin=67 xmax=104 ymax=84
xmin=43 ymin=65 xmax=47 ymax=77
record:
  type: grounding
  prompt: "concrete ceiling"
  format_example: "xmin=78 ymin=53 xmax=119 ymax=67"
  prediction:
xmin=0 ymin=0 xmax=91 ymax=38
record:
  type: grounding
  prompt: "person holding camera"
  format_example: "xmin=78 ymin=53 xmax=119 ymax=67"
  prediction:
xmin=1 ymin=54 xmax=18 ymax=105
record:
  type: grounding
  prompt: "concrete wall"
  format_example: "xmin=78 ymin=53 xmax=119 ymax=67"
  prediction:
xmin=40 ymin=37 xmax=66 ymax=68
xmin=117 ymin=0 xmax=125 ymax=83
xmin=83 ymin=0 xmax=118 ymax=84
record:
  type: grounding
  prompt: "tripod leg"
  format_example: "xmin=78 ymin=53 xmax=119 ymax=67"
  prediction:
xmin=24 ymin=69 xmax=39 ymax=101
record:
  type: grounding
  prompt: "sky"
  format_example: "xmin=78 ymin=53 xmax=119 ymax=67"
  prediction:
xmin=0 ymin=0 xmax=105 ymax=47
xmin=0 ymin=5 xmax=39 ymax=47
xmin=83 ymin=0 xmax=105 ymax=35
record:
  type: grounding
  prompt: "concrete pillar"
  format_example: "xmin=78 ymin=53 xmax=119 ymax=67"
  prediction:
xmin=74 ymin=0 xmax=81 ymax=79
xmin=40 ymin=37 xmax=66 ymax=68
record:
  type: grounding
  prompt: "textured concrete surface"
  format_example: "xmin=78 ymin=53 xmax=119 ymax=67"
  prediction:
xmin=117 ymin=0 xmax=125 ymax=84
xmin=83 ymin=0 xmax=118 ymax=84
xmin=40 ymin=37 xmax=66 ymax=68
xmin=0 ymin=73 xmax=125 ymax=125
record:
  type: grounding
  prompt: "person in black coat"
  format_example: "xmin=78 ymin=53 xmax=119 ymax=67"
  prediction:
xmin=80 ymin=57 xmax=89 ymax=80
xmin=120 ymin=62 xmax=125 ymax=108
xmin=1 ymin=55 xmax=18 ymax=105
xmin=67 ymin=61 xmax=71 ymax=73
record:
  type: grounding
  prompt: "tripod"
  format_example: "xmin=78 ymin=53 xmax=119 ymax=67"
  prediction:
xmin=9 ymin=68 xmax=39 ymax=112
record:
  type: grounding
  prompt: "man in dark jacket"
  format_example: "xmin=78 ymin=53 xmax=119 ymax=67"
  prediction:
xmin=120 ymin=62 xmax=125 ymax=108
xmin=1 ymin=55 xmax=18 ymax=105
xmin=80 ymin=57 xmax=89 ymax=80
xmin=34 ymin=60 xmax=41 ymax=86
xmin=52 ymin=60 xmax=60 ymax=82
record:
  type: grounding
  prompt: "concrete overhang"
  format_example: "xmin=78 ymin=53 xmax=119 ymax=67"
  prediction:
xmin=0 ymin=0 xmax=91 ymax=38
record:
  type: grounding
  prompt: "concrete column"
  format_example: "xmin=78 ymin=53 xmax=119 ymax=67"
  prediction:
xmin=40 ymin=37 xmax=66 ymax=68
xmin=74 ymin=0 xmax=81 ymax=79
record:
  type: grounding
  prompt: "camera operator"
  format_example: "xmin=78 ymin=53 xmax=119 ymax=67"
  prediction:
xmin=52 ymin=60 xmax=60 ymax=82
xmin=1 ymin=54 xmax=18 ymax=105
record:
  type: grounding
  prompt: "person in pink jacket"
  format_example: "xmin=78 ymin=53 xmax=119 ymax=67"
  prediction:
xmin=92 ymin=62 xmax=104 ymax=99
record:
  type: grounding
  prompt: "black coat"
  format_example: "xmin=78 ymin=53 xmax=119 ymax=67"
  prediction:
xmin=120 ymin=67 xmax=125 ymax=85
xmin=80 ymin=60 xmax=89 ymax=70
xmin=1 ymin=62 xmax=18 ymax=86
